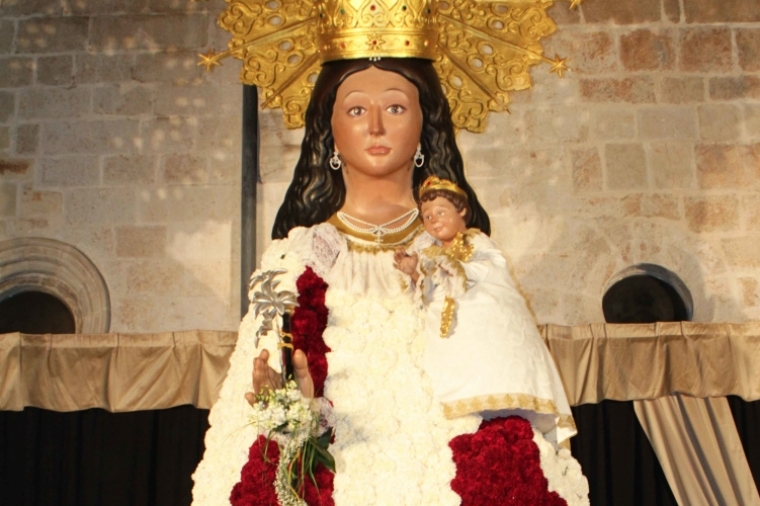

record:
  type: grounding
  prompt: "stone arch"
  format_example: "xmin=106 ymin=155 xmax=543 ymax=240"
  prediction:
xmin=603 ymin=263 xmax=694 ymax=323
xmin=0 ymin=237 xmax=110 ymax=333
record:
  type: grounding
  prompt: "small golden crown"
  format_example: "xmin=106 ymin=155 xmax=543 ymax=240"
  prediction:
xmin=318 ymin=0 xmax=437 ymax=61
xmin=419 ymin=176 xmax=468 ymax=200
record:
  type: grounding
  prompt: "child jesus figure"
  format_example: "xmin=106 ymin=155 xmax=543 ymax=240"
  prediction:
xmin=394 ymin=176 xmax=577 ymax=446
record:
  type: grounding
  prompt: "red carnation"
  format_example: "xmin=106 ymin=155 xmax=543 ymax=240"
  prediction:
xmin=449 ymin=416 xmax=567 ymax=506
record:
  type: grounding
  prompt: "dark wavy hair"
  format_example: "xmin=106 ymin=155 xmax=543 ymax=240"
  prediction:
xmin=271 ymin=58 xmax=490 ymax=239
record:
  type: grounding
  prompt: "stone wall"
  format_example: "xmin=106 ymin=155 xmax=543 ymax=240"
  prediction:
xmin=258 ymin=0 xmax=760 ymax=324
xmin=2 ymin=0 xmax=759 ymax=331
xmin=0 ymin=0 xmax=242 ymax=332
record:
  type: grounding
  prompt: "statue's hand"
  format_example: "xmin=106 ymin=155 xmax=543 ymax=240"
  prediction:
xmin=393 ymin=248 xmax=418 ymax=276
xmin=245 ymin=349 xmax=314 ymax=406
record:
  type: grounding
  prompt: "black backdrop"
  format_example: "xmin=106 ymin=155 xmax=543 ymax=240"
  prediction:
xmin=0 ymin=406 xmax=209 ymax=506
xmin=2 ymin=401 xmax=759 ymax=506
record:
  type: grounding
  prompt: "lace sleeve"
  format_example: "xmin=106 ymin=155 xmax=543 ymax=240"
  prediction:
xmin=308 ymin=223 xmax=345 ymax=279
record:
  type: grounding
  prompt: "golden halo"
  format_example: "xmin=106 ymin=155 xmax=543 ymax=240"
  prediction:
xmin=198 ymin=0 xmax=579 ymax=133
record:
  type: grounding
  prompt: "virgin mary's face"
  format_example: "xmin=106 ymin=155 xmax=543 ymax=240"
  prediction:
xmin=331 ymin=66 xmax=423 ymax=178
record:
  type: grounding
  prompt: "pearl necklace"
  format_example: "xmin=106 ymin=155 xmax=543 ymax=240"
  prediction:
xmin=337 ymin=208 xmax=419 ymax=243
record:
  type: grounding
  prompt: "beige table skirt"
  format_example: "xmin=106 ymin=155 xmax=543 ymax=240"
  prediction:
xmin=1 ymin=321 xmax=759 ymax=412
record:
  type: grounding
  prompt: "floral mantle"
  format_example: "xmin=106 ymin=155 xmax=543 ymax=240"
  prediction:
xmin=192 ymin=229 xmax=589 ymax=506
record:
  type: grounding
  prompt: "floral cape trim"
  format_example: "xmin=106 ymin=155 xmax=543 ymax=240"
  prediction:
xmin=450 ymin=416 xmax=568 ymax=506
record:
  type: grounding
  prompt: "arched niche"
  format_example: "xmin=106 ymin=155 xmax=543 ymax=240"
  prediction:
xmin=602 ymin=263 xmax=693 ymax=324
xmin=0 ymin=237 xmax=110 ymax=334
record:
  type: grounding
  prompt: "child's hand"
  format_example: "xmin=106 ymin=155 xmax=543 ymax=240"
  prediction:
xmin=393 ymin=248 xmax=418 ymax=276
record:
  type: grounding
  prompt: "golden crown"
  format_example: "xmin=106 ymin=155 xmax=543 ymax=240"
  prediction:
xmin=318 ymin=0 xmax=438 ymax=61
xmin=197 ymin=0 xmax=581 ymax=133
xmin=419 ymin=176 xmax=468 ymax=200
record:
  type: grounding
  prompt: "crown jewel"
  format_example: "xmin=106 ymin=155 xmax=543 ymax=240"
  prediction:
xmin=198 ymin=0 xmax=580 ymax=132
xmin=419 ymin=176 xmax=468 ymax=200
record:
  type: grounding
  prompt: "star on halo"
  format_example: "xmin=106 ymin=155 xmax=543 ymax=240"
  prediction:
xmin=198 ymin=50 xmax=222 ymax=71
xmin=548 ymin=54 xmax=568 ymax=77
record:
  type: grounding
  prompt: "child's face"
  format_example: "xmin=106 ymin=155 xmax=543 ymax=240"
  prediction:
xmin=420 ymin=196 xmax=467 ymax=246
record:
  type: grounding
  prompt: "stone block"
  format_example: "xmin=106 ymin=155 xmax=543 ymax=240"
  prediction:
xmin=581 ymin=0 xmax=660 ymax=24
xmin=709 ymin=77 xmax=760 ymax=101
xmin=0 ymin=0 xmax=62 ymax=16
xmin=36 ymin=55 xmax=74 ymax=86
xmin=624 ymin=194 xmax=680 ymax=220
xmin=664 ymin=0 xmax=681 ymax=22
xmin=17 ymin=17 xmax=88 ymax=54
xmin=696 ymin=143 xmax=760 ymax=189
xmin=743 ymin=195 xmax=760 ymax=230
xmin=737 ymin=29 xmax=760 ymax=72
xmin=20 ymin=185 xmax=62 ymax=217
xmin=70 ymin=0 xmax=149 ymax=15
xmin=571 ymin=148 xmax=602 ymax=192
xmin=684 ymin=196 xmax=739 ymax=233
xmin=0 ymin=159 xmax=32 ymax=179
xmin=167 ymin=220 xmax=233 ymax=262
xmin=196 ymin=115 xmax=241 ymax=151
xmin=140 ymin=116 xmax=196 ymax=153
xmin=133 ymin=51 xmax=205 ymax=86
xmin=546 ymin=2 xmax=581 ymax=25
xmin=126 ymin=260 xmax=183 ymax=295
xmin=0 ymin=57 xmax=34 ymax=88
xmin=0 ymin=21 xmax=14 ymax=55
xmin=116 ymin=225 xmax=166 ymax=257
xmin=0 ymin=183 xmax=17 ymax=216
xmin=103 ymin=155 xmax=157 ymax=185
xmin=209 ymin=159 xmax=239 ymax=184
xmin=37 ymin=156 xmax=100 ymax=187
xmin=649 ymin=142 xmax=695 ymax=189
xmin=679 ymin=28 xmax=732 ymax=73
xmin=18 ymin=88 xmax=90 ymax=120
xmin=0 ymin=127 xmax=8 ymax=151
xmin=16 ymin=123 xmax=39 ymax=155
xmin=0 ymin=92 xmax=14 ymax=124
xmin=683 ymin=0 xmax=760 ymax=23
xmin=42 ymin=119 xmax=140 ymax=155
xmin=93 ymin=84 xmax=154 ymax=115
xmin=0 ymin=126 xmax=11 ymax=152
xmin=138 ymin=188 xmax=169 ymax=222
xmin=591 ymin=108 xmax=635 ymax=140
xmin=722 ymin=236 xmax=760 ymax=268
xmin=638 ymin=107 xmax=698 ymax=140
xmin=75 ymin=54 xmax=134 ymax=84
xmin=605 ymin=143 xmax=647 ymax=189
xmin=524 ymin=107 xmax=589 ymax=143
xmin=522 ymin=71 xmax=579 ymax=105
xmin=161 ymin=154 xmax=208 ymax=184
xmin=149 ymin=0 xmax=210 ymax=13
xmin=580 ymin=77 xmax=655 ymax=104
xmin=739 ymin=278 xmax=759 ymax=307
xmin=66 ymin=188 xmax=136 ymax=224
xmin=745 ymin=105 xmax=760 ymax=141
xmin=620 ymin=29 xmax=675 ymax=71
xmin=166 ymin=186 xmax=237 ymax=222
xmin=698 ymin=104 xmax=741 ymax=143
xmin=154 ymin=84 xmax=221 ymax=116
xmin=543 ymin=30 xmax=615 ymax=75
xmin=180 ymin=259 xmax=232 ymax=299
xmin=660 ymin=77 xmax=704 ymax=104
xmin=89 ymin=14 xmax=207 ymax=52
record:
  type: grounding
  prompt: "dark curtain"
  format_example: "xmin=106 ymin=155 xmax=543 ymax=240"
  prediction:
xmin=0 ymin=406 xmax=209 ymax=506
xmin=728 ymin=395 xmax=760 ymax=489
xmin=571 ymin=400 xmax=678 ymax=506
